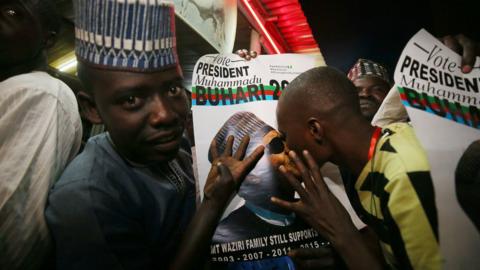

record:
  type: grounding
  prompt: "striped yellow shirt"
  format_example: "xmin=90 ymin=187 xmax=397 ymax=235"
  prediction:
xmin=352 ymin=123 xmax=442 ymax=269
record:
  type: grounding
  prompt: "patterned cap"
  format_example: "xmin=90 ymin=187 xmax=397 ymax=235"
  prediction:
xmin=74 ymin=0 xmax=179 ymax=72
xmin=347 ymin=58 xmax=390 ymax=84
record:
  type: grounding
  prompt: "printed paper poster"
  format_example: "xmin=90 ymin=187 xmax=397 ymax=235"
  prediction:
xmin=191 ymin=54 xmax=332 ymax=269
xmin=394 ymin=29 xmax=480 ymax=268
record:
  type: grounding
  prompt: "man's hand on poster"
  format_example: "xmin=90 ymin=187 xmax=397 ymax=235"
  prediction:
xmin=271 ymin=150 xmax=383 ymax=269
xmin=440 ymin=34 xmax=480 ymax=73
xmin=171 ymin=136 xmax=263 ymax=270
xmin=236 ymin=49 xmax=258 ymax=61
xmin=288 ymin=247 xmax=335 ymax=270
xmin=204 ymin=135 xmax=264 ymax=206
xmin=270 ymin=150 xmax=356 ymax=244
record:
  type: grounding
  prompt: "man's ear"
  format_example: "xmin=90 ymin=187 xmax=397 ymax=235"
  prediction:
xmin=308 ymin=117 xmax=324 ymax=144
xmin=77 ymin=91 xmax=103 ymax=124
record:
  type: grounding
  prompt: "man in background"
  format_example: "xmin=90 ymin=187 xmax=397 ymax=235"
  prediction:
xmin=347 ymin=58 xmax=392 ymax=121
xmin=0 ymin=0 xmax=82 ymax=269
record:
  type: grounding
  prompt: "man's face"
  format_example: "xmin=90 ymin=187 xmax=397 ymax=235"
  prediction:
xmin=353 ymin=76 xmax=390 ymax=120
xmin=277 ymin=101 xmax=319 ymax=165
xmin=87 ymin=67 xmax=189 ymax=165
xmin=0 ymin=0 xmax=44 ymax=68
xmin=277 ymin=99 xmax=333 ymax=168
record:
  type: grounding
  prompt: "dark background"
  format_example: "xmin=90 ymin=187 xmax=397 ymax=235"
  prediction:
xmin=299 ymin=0 xmax=479 ymax=77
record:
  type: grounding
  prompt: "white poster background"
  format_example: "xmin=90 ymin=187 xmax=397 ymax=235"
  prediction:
xmin=394 ymin=29 xmax=480 ymax=268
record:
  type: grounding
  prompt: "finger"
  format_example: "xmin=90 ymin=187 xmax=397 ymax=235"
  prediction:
xmin=279 ymin=165 xmax=309 ymax=198
xmin=455 ymin=34 xmax=476 ymax=73
xmin=441 ymin=35 xmax=461 ymax=53
xmin=236 ymin=49 xmax=246 ymax=57
xmin=233 ymin=135 xmax=250 ymax=160
xmin=242 ymin=49 xmax=248 ymax=54
xmin=302 ymin=150 xmax=329 ymax=194
xmin=245 ymin=55 xmax=251 ymax=61
xmin=289 ymin=151 xmax=316 ymax=192
xmin=250 ymin=50 xmax=258 ymax=58
xmin=289 ymin=247 xmax=332 ymax=259
xmin=271 ymin=196 xmax=301 ymax=213
xmin=238 ymin=145 xmax=265 ymax=179
xmin=223 ymin=135 xmax=234 ymax=157
xmin=209 ymin=138 xmax=219 ymax=160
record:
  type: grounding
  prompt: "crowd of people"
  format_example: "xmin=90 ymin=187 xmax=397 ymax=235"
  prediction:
xmin=1 ymin=0 xmax=478 ymax=270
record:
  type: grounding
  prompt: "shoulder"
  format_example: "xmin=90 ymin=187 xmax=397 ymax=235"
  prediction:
xmin=51 ymin=134 xmax=125 ymax=192
xmin=1 ymin=72 xmax=80 ymax=122
xmin=378 ymin=123 xmax=430 ymax=175
xmin=2 ymin=72 xmax=76 ymax=100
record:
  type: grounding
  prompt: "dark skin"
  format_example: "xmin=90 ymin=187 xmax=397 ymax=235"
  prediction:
xmin=272 ymin=93 xmax=383 ymax=270
xmin=239 ymin=36 xmax=479 ymax=269
xmin=171 ymin=135 xmax=264 ymax=270
xmin=441 ymin=34 xmax=480 ymax=73
xmin=353 ymin=76 xmax=391 ymax=120
xmin=78 ymin=63 xmax=266 ymax=270
xmin=0 ymin=0 xmax=56 ymax=81
xmin=78 ymin=65 xmax=189 ymax=164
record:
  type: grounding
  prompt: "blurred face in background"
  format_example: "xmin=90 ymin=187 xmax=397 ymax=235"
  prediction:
xmin=353 ymin=76 xmax=390 ymax=120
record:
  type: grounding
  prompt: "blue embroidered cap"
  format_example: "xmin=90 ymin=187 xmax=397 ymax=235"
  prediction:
xmin=74 ymin=0 xmax=179 ymax=72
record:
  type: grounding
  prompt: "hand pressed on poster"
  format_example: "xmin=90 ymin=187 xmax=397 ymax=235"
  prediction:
xmin=204 ymin=135 xmax=265 ymax=205
xmin=271 ymin=150 xmax=383 ymax=270
xmin=171 ymin=135 xmax=264 ymax=270
xmin=271 ymin=150 xmax=356 ymax=243
xmin=235 ymin=48 xmax=258 ymax=61
xmin=440 ymin=34 xmax=480 ymax=73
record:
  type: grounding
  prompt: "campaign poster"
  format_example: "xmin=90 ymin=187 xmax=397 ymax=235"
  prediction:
xmin=394 ymin=29 xmax=480 ymax=268
xmin=191 ymin=54 xmax=335 ymax=269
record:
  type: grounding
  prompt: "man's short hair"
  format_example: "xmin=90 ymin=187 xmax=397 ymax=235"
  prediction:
xmin=282 ymin=66 xmax=362 ymax=119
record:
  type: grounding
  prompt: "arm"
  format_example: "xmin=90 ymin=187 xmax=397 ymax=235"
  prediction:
xmin=0 ymin=85 xmax=81 ymax=268
xmin=384 ymin=171 xmax=442 ymax=269
xmin=46 ymin=178 xmax=156 ymax=270
xmin=169 ymin=135 xmax=264 ymax=270
xmin=271 ymin=150 xmax=384 ymax=270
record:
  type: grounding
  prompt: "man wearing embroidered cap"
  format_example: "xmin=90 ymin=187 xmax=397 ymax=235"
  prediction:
xmin=45 ymin=1 xmax=263 ymax=269
xmin=347 ymin=58 xmax=392 ymax=120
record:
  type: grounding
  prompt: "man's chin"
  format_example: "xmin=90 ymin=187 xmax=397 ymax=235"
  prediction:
xmin=148 ymin=147 xmax=181 ymax=164
xmin=360 ymin=107 xmax=378 ymax=120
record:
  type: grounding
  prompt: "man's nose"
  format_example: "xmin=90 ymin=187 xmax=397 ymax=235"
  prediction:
xmin=358 ymin=87 xmax=371 ymax=97
xmin=149 ymin=95 xmax=177 ymax=127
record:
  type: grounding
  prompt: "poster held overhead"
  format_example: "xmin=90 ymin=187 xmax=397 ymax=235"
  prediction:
xmin=394 ymin=28 xmax=480 ymax=268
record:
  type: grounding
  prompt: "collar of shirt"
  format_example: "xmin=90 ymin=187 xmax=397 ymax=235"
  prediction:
xmin=245 ymin=201 xmax=296 ymax=226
